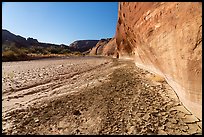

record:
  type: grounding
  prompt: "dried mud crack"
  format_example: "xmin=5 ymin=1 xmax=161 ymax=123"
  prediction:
xmin=2 ymin=57 xmax=202 ymax=135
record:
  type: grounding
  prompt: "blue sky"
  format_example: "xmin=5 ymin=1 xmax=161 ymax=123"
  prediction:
xmin=2 ymin=2 xmax=118 ymax=45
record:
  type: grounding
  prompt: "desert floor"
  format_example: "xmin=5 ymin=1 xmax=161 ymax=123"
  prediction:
xmin=2 ymin=56 xmax=202 ymax=135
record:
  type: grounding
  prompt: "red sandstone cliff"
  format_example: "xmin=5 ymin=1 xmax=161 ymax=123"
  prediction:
xmin=115 ymin=2 xmax=202 ymax=119
xmin=90 ymin=38 xmax=117 ymax=57
xmin=89 ymin=38 xmax=111 ymax=55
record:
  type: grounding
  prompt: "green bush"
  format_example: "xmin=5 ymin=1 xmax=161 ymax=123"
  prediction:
xmin=2 ymin=42 xmax=78 ymax=61
xmin=2 ymin=48 xmax=28 ymax=61
xmin=2 ymin=50 xmax=16 ymax=59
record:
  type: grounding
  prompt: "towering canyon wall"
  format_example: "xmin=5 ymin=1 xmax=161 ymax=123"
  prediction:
xmin=115 ymin=2 xmax=202 ymax=119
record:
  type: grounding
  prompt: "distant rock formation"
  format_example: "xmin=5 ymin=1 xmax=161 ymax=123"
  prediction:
xmin=89 ymin=38 xmax=111 ymax=55
xmin=69 ymin=40 xmax=99 ymax=52
xmin=2 ymin=29 xmax=66 ymax=48
xmin=89 ymin=38 xmax=117 ymax=57
xmin=2 ymin=29 xmax=108 ymax=54
xmin=2 ymin=29 xmax=29 ymax=48
xmin=115 ymin=2 xmax=202 ymax=119
xmin=27 ymin=37 xmax=38 ymax=44
xmin=102 ymin=38 xmax=118 ymax=57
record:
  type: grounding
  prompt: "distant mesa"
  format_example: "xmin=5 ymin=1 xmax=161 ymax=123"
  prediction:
xmin=2 ymin=29 xmax=112 ymax=54
xmin=2 ymin=29 xmax=67 ymax=48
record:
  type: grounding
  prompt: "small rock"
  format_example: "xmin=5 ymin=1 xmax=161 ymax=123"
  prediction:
xmin=142 ymin=113 xmax=150 ymax=121
xmin=34 ymin=118 xmax=39 ymax=123
xmin=73 ymin=110 xmax=81 ymax=116
xmin=150 ymin=87 xmax=154 ymax=90
xmin=12 ymin=130 xmax=18 ymax=134
xmin=127 ymin=126 xmax=135 ymax=134
xmin=161 ymin=112 xmax=167 ymax=116
xmin=23 ymin=114 xmax=29 ymax=119
xmin=46 ymin=117 xmax=50 ymax=120
xmin=180 ymin=125 xmax=189 ymax=132
xmin=158 ymin=125 xmax=166 ymax=130
xmin=152 ymin=110 xmax=159 ymax=115
xmin=171 ymin=119 xmax=178 ymax=124
xmin=76 ymin=129 xmax=80 ymax=134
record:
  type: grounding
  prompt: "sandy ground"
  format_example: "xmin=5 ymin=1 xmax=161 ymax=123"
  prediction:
xmin=2 ymin=56 xmax=202 ymax=135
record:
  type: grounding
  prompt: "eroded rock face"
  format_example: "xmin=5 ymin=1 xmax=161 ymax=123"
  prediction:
xmin=89 ymin=38 xmax=111 ymax=55
xmin=102 ymin=38 xmax=118 ymax=57
xmin=90 ymin=38 xmax=118 ymax=57
xmin=115 ymin=2 xmax=202 ymax=119
xmin=69 ymin=40 xmax=99 ymax=52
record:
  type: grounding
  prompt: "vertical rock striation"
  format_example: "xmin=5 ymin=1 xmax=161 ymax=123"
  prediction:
xmin=115 ymin=2 xmax=202 ymax=119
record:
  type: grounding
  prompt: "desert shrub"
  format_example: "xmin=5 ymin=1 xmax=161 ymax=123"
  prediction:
xmin=29 ymin=46 xmax=44 ymax=54
xmin=58 ymin=48 xmax=71 ymax=54
xmin=42 ymin=49 xmax=50 ymax=55
xmin=49 ymin=47 xmax=61 ymax=54
xmin=2 ymin=50 xmax=16 ymax=59
xmin=2 ymin=48 xmax=28 ymax=61
xmin=35 ymin=47 xmax=44 ymax=54
xmin=45 ymin=46 xmax=70 ymax=54
xmin=2 ymin=42 xmax=74 ymax=61
xmin=72 ymin=51 xmax=82 ymax=56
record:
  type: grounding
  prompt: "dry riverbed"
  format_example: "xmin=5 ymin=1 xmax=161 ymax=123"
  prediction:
xmin=2 ymin=56 xmax=202 ymax=135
